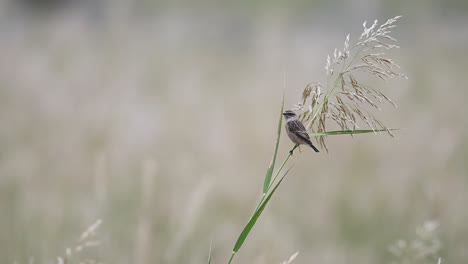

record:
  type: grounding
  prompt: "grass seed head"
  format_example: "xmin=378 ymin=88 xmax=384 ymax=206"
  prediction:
xmin=294 ymin=16 xmax=405 ymax=150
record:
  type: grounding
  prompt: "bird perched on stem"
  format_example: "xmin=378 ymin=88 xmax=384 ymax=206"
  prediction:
xmin=282 ymin=110 xmax=320 ymax=155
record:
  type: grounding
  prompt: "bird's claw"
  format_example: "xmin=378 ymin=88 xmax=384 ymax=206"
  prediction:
xmin=289 ymin=144 xmax=298 ymax=156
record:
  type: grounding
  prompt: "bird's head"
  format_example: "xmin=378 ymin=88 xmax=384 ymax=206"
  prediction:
xmin=282 ymin=110 xmax=297 ymax=121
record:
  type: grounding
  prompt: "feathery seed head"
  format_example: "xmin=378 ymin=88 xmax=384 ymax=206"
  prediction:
xmin=293 ymin=16 xmax=405 ymax=151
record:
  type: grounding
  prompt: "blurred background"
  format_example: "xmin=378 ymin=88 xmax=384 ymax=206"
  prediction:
xmin=1 ymin=0 xmax=468 ymax=263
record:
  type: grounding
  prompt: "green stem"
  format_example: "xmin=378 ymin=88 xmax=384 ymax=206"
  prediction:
xmin=253 ymin=152 xmax=292 ymax=213
xmin=268 ymin=153 xmax=292 ymax=190
xmin=228 ymin=252 xmax=235 ymax=264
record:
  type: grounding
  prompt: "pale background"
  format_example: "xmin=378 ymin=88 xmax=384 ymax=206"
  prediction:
xmin=1 ymin=0 xmax=467 ymax=263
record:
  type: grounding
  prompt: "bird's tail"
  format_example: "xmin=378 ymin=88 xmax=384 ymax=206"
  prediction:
xmin=307 ymin=141 xmax=320 ymax=153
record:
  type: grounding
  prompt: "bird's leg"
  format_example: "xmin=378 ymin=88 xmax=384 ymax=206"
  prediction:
xmin=289 ymin=144 xmax=299 ymax=155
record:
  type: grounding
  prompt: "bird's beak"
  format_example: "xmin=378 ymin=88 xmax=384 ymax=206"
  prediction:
xmin=282 ymin=112 xmax=286 ymax=116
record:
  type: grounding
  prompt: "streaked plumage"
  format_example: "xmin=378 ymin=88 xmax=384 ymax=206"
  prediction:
xmin=282 ymin=110 xmax=319 ymax=153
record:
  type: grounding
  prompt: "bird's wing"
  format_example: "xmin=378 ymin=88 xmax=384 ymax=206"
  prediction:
xmin=288 ymin=120 xmax=311 ymax=141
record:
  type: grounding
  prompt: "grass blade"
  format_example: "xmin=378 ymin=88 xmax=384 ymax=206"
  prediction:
xmin=310 ymin=128 xmax=399 ymax=137
xmin=229 ymin=166 xmax=293 ymax=264
xmin=207 ymin=239 xmax=212 ymax=264
xmin=262 ymin=97 xmax=284 ymax=194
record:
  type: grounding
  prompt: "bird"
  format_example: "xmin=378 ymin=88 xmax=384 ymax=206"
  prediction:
xmin=282 ymin=110 xmax=319 ymax=155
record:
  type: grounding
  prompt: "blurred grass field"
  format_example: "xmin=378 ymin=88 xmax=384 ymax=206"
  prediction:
xmin=1 ymin=1 xmax=468 ymax=263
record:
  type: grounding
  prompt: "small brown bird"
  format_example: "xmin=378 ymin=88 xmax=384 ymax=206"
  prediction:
xmin=282 ymin=110 xmax=319 ymax=154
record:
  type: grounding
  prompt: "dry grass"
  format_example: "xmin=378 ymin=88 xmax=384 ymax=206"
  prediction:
xmin=56 ymin=220 xmax=102 ymax=264
xmin=294 ymin=16 xmax=406 ymax=151
xmin=388 ymin=221 xmax=441 ymax=264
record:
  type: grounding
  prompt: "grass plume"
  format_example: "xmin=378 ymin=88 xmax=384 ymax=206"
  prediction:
xmin=56 ymin=219 xmax=102 ymax=264
xmin=388 ymin=221 xmax=442 ymax=264
xmin=294 ymin=16 xmax=406 ymax=151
